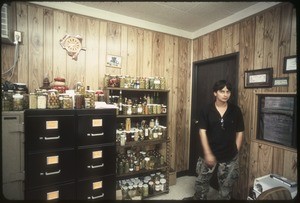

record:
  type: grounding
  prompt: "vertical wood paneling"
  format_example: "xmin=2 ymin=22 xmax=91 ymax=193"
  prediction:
xmin=283 ymin=150 xmax=297 ymax=181
xmin=254 ymin=14 xmax=264 ymax=69
xmin=127 ymin=27 xmax=138 ymax=77
xmin=66 ymin=14 xmax=86 ymax=88
xmin=107 ymin=22 xmax=121 ymax=56
xmin=136 ymin=28 xmax=144 ymax=77
xmin=202 ymin=34 xmax=210 ymax=59
xmin=85 ymin=18 xmax=100 ymax=90
xmin=28 ymin=5 xmax=44 ymax=89
xmin=120 ymin=25 xmax=128 ymax=76
xmin=99 ymin=21 xmax=107 ymax=88
xmin=272 ymin=147 xmax=284 ymax=175
xmin=232 ymin=23 xmax=240 ymax=52
xmin=142 ymin=30 xmax=153 ymax=77
xmin=53 ymin=10 xmax=67 ymax=81
xmin=16 ymin=3 xmax=29 ymax=84
xmin=257 ymin=144 xmax=273 ymax=176
xmin=43 ymin=9 xmax=53 ymax=81
xmin=152 ymin=33 xmax=165 ymax=76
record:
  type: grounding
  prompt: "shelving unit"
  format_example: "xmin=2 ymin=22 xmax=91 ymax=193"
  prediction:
xmin=104 ymin=87 xmax=170 ymax=200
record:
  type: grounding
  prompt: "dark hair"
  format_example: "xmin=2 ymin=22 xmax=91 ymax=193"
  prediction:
xmin=213 ymin=80 xmax=232 ymax=92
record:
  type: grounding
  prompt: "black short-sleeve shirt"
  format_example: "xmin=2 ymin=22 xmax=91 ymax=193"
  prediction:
xmin=199 ymin=102 xmax=245 ymax=162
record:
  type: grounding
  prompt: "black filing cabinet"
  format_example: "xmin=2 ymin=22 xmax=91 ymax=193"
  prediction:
xmin=24 ymin=109 xmax=116 ymax=200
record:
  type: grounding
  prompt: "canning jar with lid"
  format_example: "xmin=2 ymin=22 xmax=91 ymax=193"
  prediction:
xmin=37 ymin=90 xmax=47 ymax=109
xmin=12 ymin=93 xmax=24 ymax=111
xmin=47 ymin=89 xmax=60 ymax=109
xmin=2 ymin=90 xmax=13 ymax=111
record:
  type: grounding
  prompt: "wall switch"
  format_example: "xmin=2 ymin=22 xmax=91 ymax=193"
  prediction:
xmin=14 ymin=31 xmax=22 ymax=43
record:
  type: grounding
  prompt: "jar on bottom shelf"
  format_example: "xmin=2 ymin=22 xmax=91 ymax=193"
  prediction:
xmin=142 ymin=184 xmax=149 ymax=197
xmin=12 ymin=93 xmax=23 ymax=111
xmin=160 ymin=178 xmax=167 ymax=191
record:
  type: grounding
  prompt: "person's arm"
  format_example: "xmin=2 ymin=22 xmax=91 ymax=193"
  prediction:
xmin=236 ymin=131 xmax=243 ymax=152
xmin=199 ymin=128 xmax=216 ymax=167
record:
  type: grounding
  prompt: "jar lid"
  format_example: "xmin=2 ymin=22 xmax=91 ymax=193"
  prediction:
xmin=13 ymin=93 xmax=23 ymax=99
xmin=160 ymin=178 xmax=166 ymax=183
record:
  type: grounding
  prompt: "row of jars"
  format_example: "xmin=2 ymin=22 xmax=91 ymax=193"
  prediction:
xmin=28 ymin=89 xmax=102 ymax=110
xmin=2 ymin=90 xmax=29 ymax=111
xmin=117 ymin=172 xmax=167 ymax=200
xmin=104 ymin=74 xmax=166 ymax=90
xmin=116 ymin=149 xmax=165 ymax=175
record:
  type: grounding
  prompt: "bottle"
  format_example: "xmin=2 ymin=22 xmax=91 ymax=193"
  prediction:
xmin=119 ymin=90 xmax=123 ymax=114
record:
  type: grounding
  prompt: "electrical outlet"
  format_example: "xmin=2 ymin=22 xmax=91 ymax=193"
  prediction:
xmin=14 ymin=31 xmax=22 ymax=43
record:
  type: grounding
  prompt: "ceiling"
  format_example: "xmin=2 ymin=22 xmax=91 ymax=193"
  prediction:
xmin=74 ymin=1 xmax=259 ymax=33
xmin=31 ymin=1 xmax=280 ymax=38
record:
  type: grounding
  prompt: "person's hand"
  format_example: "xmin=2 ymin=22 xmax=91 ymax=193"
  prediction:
xmin=204 ymin=153 xmax=216 ymax=168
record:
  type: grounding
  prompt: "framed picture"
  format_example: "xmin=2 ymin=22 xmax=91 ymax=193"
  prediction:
xmin=273 ymin=77 xmax=289 ymax=87
xmin=256 ymin=93 xmax=297 ymax=149
xmin=106 ymin=54 xmax=122 ymax=68
xmin=283 ymin=55 xmax=297 ymax=73
xmin=244 ymin=68 xmax=273 ymax=88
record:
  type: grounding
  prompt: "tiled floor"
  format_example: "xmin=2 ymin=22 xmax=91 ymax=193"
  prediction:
xmin=147 ymin=175 xmax=218 ymax=200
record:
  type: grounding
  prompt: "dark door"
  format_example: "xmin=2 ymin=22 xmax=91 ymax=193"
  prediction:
xmin=189 ymin=53 xmax=239 ymax=177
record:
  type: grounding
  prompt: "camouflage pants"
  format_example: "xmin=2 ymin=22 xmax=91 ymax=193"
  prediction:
xmin=193 ymin=154 xmax=239 ymax=200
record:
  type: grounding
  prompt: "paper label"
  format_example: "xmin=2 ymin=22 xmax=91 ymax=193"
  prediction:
xmin=47 ymin=190 xmax=59 ymax=200
xmin=92 ymin=119 xmax=102 ymax=127
xmin=46 ymin=120 xmax=58 ymax=129
xmin=93 ymin=181 xmax=102 ymax=190
xmin=92 ymin=150 xmax=102 ymax=159
xmin=47 ymin=155 xmax=59 ymax=165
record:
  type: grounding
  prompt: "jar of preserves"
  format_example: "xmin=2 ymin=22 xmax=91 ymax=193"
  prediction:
xmin=47 ymin=89 xmax=60 ymax=109
xmin=12 ymin=93 xmax=23 ymax=111
xmin=62 ymin=94 xmax=73 ymax=109
xmin=2 ymin=90 xmax=13 ymax=111
xmin=85 ymin=90 xmax=95 ymax=108
xmin=29 ymin=93 xmax=37 ymax=109
xmin=149 ymin=77 xmax=155 ymax=89
xmin=104 ymin=74 xmax=110 ymax=87
xmin=119 ymin=76 xmax=125 ymax=88
xmin=75 ymin=92 xmax=84 ymax=109
xmin=37 ymin=90 xmax=47 ymax=109
xmin=75 ymin=82 xmax=85 ymax=95
xmin=162 ymin=105 xmax=167 ymax=113
xmin=154 ymin=77 xmax=161 ymax=89
xmin=160 ymin=77 xmax=166 ymax=90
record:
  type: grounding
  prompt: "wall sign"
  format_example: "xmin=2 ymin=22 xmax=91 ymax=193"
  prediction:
xmin=283 ymin=55 xmax=297 ymax=73
xmin=244 ymin=68 xmax=273 ymax=88
xmin=273 ymin=77 xmax=289 ymax=87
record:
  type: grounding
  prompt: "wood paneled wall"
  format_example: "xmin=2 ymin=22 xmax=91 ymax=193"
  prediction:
xmin=193 ymin=2 xmax=296 ymax=199
xmin=1 ymin=2 xmax=296 ymax=200
xmin=1 ymin=2 xmax=191 ymax=173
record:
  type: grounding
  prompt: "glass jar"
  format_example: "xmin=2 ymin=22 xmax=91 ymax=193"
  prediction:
xmin=2 ymin=90 xmax=13 ymax=111
xmin=142 ymin=184 xmax=149 ymax=197
xmin=104 ymin=74 xmax=110 ymax=87
xmin=149 ymin=77 xmax=155 ymax=89
xmin=75 ymin=82 xmax=85 ymax=95
xmin=37 ymin=90 xmax=47 ymax=109
xmin=85 ymin=90 xmax=95 ymax=108
xmin=119 ymin=76 xmax=125 ymax=88
xmin=162 ymin=105 xmax=167 ymax=113
xmin=47 ymin=89 xmax=60 ymax=109
xmin=12 ymin=93 xmax=23 ymax=111
xmin=154 ymin=77 xmax=161 ymax=89
xmin=28 ymin=93 xmax=37 ymax=109
xmin=62 ymin=94 xmax=73 ymax=109
xmin=160 ymin=77 xmax=166 ymax=90
xmin=160 ymin=178 xmax=166 ymax=191
xmin=75 ymin=92 xmax=84 ymax=109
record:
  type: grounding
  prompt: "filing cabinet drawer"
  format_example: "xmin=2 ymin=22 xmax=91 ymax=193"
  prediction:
xmin=25 ymin=181 xmax=75 ymax=200
xmin=77 ymin=145 xmax=116 ymax=179
xmin=76 ymin=175 xmax=116 ymax=200
xmin=25 ymin=111 xmax=75 ymax=151
xmin=26 ymin=149 xmax=75 ymax=189
xmin=77 ymin=113 xmax=116 ymax=146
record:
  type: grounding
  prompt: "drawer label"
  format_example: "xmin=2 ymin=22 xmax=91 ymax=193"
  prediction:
xmin=46 ymin=121 xmax=58 ymax=129
xmin=93 ymin=181 xmax=102 ymax=190
xmin=92 ymin=119 xmax=102 ymax=127
xmin=92 ymin=150 xmax=102 ymax=159
xmin=47 ymin=190 xmax=59 ymax=200
xmin=47 ymin=155 xmax=59 ymax=165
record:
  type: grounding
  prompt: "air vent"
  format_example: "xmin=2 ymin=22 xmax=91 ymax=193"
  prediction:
xmin=1 ymin=3 xmax=14 ymax=44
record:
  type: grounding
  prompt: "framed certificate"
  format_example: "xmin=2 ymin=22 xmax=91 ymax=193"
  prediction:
xmin=244 ymin=68 xmax=273 ymax=88
xmin=283 ymin=55 xmax=297 ymax=73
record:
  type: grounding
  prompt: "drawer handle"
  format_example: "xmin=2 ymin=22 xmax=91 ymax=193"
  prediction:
xmin=43 ymin=136 xmax=60 ymax=140
xmin=87 ymin=133 xmax=104 ymax=137
xmin=87 ymin=163 xmax=104 ymax=169
xmin=44 ymin=170 xmax=61 ymax=176
xmin=90 ymin=193 xmax=104 ymax=199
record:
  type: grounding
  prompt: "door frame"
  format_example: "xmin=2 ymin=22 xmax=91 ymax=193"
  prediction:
xmin=189 ymin=52 xmax=240 ymax=175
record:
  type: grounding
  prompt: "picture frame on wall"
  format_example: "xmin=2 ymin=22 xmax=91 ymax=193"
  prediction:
xmin=283 ymin=55 xmax=297 ymax=73
xmin=244 ymin=68 xmax=273 ymax=88
xmin=106 ymin=54 xmax=122 ymax=68
xmin=273 ymin=77 xmax=289 ymax=87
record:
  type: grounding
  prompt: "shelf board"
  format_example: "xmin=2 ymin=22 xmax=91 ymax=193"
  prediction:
xmin=105 ymin=87 xmax=170 ymax=92
xmin=116 ymin=138 xmax=168 ymax=148
xmin=116 ymin=165 xmax=168 ymax=179
xmin=117 ymin=113 xmax=167 ymax=118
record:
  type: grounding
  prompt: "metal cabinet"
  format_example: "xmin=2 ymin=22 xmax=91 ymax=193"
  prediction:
xmin=2 ymin=111 xmax=25 ymax=200
xmin=24 ymin=109 xmax=116 ymax=200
